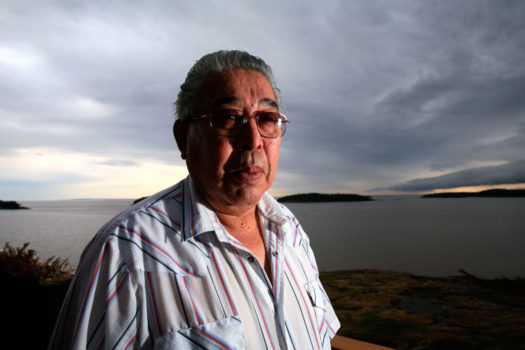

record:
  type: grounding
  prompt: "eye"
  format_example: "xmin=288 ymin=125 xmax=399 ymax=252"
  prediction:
xmin=216 ymin=109 xmax=242 ymax=119
xmin=213 ymin=110 xmax=242 ymax=129
xmin=258 ymin=112 xmax=279 ymax=123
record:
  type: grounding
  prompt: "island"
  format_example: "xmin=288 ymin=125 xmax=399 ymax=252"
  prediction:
xmin=0 ymin=200 xmax=29 ymax=210
xmin=422 ymin=188 xmax=525 ymax=198
xmin=132 ymin=196 xmax=148 ymax=205
xmin=277 ymin=192 xmax=372 ymax=203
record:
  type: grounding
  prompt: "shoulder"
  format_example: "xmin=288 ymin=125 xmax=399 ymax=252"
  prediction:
xmin=102 ymin=182 xmax=184 ymax=239
xmin=78 ymin=181 xmax=189 ymax=273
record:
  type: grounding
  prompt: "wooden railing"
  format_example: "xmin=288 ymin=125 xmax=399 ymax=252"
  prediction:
xmin=331 ymin=335 xmax=394 ymax=350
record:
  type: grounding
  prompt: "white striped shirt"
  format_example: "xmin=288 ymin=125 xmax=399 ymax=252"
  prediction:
xmin=49 ymin=177 xmax=340 ymax=349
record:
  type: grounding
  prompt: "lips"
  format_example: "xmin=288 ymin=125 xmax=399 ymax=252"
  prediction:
xmin=226 ymin=151 xmax=268 ymax=184
xmin=231 ymin=166 xmax=264 ymax=183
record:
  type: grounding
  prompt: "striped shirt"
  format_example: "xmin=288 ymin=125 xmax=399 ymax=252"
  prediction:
xmin=49 ymin=176 xmax=340 ymax=349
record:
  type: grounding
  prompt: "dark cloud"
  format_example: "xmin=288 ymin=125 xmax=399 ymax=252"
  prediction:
xmin=273 ymin=1 xmax=525 ymax=193
xmin=383 ymin=160 xmax=525 ymax=192
xmin=1 ymin=1 xmax=525 ymax=198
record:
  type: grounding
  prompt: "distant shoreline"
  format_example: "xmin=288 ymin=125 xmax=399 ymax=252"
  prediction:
xmin=278 ymin=192 xmax=372 ymax=203
xmin=0 ymin=200 xmax=29 ymax=210
xmin=422 ymin=188 xmax=525 ymax=198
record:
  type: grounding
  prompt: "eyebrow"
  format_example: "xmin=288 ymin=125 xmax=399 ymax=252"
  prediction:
xmin=212 ymin=97 xmax=278 ymax=109
xmin=259 ymin=98 xmax=279 ymax=109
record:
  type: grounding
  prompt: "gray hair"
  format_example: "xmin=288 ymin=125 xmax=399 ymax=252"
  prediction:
xmin=174 ymin=50 xmax=282 ymax=121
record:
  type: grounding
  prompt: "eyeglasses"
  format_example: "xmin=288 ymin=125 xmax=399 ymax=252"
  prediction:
xmin=190 ymin=109 xmax=289 ymax=138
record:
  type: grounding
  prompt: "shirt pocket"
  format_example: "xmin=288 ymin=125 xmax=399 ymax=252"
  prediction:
xmin=154 ymin=315 xmax=246 ymax=350
xmin=304 ymin=279 xmax=328 ymax=329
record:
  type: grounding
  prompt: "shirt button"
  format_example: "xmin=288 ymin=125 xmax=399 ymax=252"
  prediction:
xmin=248 ymin=256 xmax=255 ymax=263
xmin=272 ymin=251 xmax=278 ymax=257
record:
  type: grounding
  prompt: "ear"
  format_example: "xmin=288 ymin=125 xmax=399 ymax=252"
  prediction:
xmin=173 ymin=119 xmax=188 ymax=159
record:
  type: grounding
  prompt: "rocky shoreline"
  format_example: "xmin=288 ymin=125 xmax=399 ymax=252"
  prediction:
xmin=321 ymin=269 xmax=525 ymax=349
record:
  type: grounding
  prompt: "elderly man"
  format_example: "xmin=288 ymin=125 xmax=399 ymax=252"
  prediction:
xmin=49 ymin=50 xmax=339 ymax=349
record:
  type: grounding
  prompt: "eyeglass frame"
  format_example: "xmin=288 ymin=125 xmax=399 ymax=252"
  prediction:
xmin=189 ymin=111 xmax=289 ymax=138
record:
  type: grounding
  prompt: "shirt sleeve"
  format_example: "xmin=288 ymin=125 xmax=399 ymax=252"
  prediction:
xmin=48 ymin=233 xmax=148 ymax=350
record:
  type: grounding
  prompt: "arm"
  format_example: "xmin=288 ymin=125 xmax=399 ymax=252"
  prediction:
xmin=48 ymin=236 xmax=147 ymax=350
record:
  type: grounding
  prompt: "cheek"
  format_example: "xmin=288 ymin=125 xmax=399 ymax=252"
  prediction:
xmin=266 ymin=142 xmax=281 ymax=171
xmin=203 ymin=139 xmax=235 ymax=180
xmin=188 ymin=128 xmax=230 ymax=167
xmin=214 ymin=140 xmax=234 ymax=166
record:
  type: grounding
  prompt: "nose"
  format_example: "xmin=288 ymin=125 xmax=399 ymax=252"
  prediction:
xmin=236 ymin=116 xmax=263 ymax=151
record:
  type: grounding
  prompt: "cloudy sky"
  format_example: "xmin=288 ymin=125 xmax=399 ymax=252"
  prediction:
xmin=1 ymin=0 xmax=524 ymax=200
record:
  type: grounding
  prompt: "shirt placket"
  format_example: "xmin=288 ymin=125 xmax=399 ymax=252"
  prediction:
xmin=212 ymin=216 xmax=283 ymax=349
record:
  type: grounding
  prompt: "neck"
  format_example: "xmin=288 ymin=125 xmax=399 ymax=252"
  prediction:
xmin=214 ymin=206 xmax=259 ymax=235
xmin=216 ymin=206 xmax=271 ymax=276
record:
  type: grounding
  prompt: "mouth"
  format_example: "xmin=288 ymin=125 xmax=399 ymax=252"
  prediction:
xmin=230 ymin=166 xmax=264 ymax=183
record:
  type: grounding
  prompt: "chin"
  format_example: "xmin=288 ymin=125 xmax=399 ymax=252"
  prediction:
xmin=229 ymin=185 xmax=267 ymax=206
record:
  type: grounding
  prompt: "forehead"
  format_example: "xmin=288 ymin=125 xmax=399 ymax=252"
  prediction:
xmin=194 ymin=69 xmax=277 ymax=112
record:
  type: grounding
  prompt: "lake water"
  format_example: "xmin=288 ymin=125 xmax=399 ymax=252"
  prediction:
xmin=1 ymin=196 xmax=524 ymax=278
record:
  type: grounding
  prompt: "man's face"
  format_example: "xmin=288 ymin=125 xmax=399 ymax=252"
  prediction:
xmin=177 ymin=68 xmax=281 ymax=214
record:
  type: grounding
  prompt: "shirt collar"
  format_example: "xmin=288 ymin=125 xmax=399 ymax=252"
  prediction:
xmin=181 ymin=176 xmax=289 ymax=242
xmin=181 ymin=176 xmax=218 ymax=241
xmin=257 ymin=191 xmax=289 ymax=227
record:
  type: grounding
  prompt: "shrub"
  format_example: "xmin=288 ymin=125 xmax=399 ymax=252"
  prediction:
xmin=0 ymin=242 xmax=74 ymax=285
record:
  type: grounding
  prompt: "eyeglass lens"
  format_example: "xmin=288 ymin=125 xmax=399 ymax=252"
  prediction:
xmin=212 ymin=111 xmax=285 ymax=138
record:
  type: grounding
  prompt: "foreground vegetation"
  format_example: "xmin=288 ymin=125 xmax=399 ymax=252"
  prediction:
xmin=0 ymin=242 xmax=73 ymax=284
xmin=1 ymin=243 xmax=524 ymax=348
xmin=0 ymin=242 xmax=74 ymax=348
